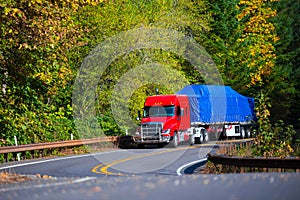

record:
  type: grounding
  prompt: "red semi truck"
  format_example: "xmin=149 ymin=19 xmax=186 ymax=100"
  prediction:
xmin=132 ymin=85 xmax=256 ymax=148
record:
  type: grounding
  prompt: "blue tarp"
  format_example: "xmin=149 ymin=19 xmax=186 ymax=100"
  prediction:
xmin=176 ymin=85 xmax=256 ymax=124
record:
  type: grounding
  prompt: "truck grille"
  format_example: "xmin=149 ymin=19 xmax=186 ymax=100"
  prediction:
xmin=141 ymin=123 xmax=162 ymax=139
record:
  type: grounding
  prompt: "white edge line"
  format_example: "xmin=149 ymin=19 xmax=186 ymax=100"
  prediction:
xmin=0 ymin=177 xmax=97 ymax=192
xmin=176 ymin=157 xmax=207 ymax=176
xmin=0 ymin=149 xmax=123 ymax=170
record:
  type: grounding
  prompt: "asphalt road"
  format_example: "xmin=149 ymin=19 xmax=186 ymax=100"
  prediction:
xmin=0 ymin=144 xmax=211 ymax=177
xmin=1 ymin=144 xmax=300 ymax=200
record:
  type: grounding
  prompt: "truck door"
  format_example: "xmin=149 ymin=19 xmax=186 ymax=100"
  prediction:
xmin=177 ymin=106 xmax=190 ymax=130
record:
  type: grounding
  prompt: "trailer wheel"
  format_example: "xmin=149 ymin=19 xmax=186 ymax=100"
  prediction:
xmin=188 ymin=134 xmax=195 ymax=146
xmin=240 ymin=126 xmax=245 ymax=139
xmin=198 ymin=130 xmax=202 ymax=143
xmin=193 ymin=129 xmax=200 ymax=144
xmin=246 ymin=127 xmax=251 ymax=138
xmin=199 ymin=133 xmax=204 ymax=144
xmin=202 ymin=129 xmax=208 ymax=143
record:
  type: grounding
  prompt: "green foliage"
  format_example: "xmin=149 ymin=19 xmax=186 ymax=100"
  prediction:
xmin=98 ymin=115 xmax=122 ymax=136
xmin=205 ymin=0 xmax=245 ymax=90
xmin=273 ymin=0 xmax=300 ymax=129
xmin=293 ymin=137 xmax=300 ymax=157
xmin=252 ymin=120 xmax=295 ymax=158
xmin=0 ymin=0 xmax=98 ymax=144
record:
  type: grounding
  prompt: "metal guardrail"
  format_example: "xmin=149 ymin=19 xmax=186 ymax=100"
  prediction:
xmin=207 ymin=153 xmax=300 ymax=172
xmin=0 ymin=136 xmax=118 ymax=163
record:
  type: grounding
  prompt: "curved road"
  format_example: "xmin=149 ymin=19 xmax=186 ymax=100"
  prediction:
xmin=0 ymin=144 xmax=210 ymax=177
xmin=1 ymin=144 xmax=300 ymax=200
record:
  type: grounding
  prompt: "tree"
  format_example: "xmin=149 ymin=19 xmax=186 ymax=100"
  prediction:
xmin=204 ymin=0 xmax=249 ymax=93
xmin=272 ymin=0 xmax=300 ymax=128
xmin=0 ymin=0 xmax=101 ymax=145
xmin=235 ymin=0 xmax=296 ymax=157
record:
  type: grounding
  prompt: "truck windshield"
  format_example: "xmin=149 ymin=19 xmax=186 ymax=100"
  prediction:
xmin=143 ymin=106 xmax=175 ymax=117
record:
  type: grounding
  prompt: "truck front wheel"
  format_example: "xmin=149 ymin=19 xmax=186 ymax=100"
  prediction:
xmin=169 ymin=131 xmax=178 ymax=148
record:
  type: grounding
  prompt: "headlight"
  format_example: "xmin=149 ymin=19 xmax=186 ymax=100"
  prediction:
xmin=135 ymin=127 xmax=141 ymax=135
xmin=163 ymin=129 xmax=171 ymax=134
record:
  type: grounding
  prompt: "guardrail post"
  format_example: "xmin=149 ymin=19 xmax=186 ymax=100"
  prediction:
xmin=12 ymin=152 xmax=17 ymax=161
xmin=21 ymin=152 xmax=26 ymax=160
xmin=4 ymin=153 xmax=8 ymax=163
xmin=240 ymin=167 xmax=245 ymax=173
xmin=31 ymin=150 xmax=35 ymax=159
xmin=14 ymin=135 xmax=21 ymax=161
xmin=49 ymin=148 xmax=53 ymax=156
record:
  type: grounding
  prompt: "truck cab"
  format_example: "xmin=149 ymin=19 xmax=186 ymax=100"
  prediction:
xmin=133 ymin=95 xmax=191 ymax=147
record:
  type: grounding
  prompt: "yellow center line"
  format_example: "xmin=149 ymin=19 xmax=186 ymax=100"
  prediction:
xmin=91 ymin=146 xmax=197 ymax=176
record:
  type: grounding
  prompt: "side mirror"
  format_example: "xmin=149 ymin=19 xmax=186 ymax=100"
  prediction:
xmin=176 ymin=106 xmax=181 ymax=116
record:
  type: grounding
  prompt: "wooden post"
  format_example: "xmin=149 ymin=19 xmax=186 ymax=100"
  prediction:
xmin=21 ymin=151 xmax=26 ymax=160
xmin=31 ymin=150 xmax=35 ymax=159
xmin=4 ymin=153 xmax=8 ymax=163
